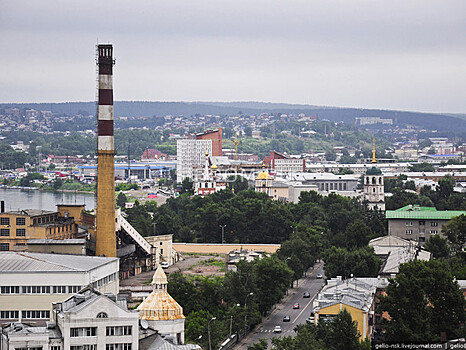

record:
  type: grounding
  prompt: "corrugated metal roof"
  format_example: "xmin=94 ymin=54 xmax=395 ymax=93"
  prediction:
xmin=386 ymin=206 xmax=466 ymax=220
xmin=0 ymin=252 xmax=118 ymax=273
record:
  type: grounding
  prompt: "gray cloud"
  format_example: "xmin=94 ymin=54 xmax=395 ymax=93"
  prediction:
xmin=1 ymin=0 xmax=465 ymax=112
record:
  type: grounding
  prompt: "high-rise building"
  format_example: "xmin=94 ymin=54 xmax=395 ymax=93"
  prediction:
xmin=176 ymin=139 xmax=212 ymax=183
xmin=196 ymin=128 xmax=222 ymax=157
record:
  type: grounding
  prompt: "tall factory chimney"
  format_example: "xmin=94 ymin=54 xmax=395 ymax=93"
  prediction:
xmin=96 ymin=44 xmax=116 ymax=257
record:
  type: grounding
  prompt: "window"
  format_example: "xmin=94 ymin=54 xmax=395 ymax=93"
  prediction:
xmin=106 ymin=344 xmax=132 ymax=350
xmin=406 ymin=230 xmax=413 ymax=235
xmin=0 ymin=217 xmax=10 ymax=225
xmin=419 ymin=237 xmax=425 ymax=243
xmin=70 ymin=327 xmax=97 ymax=337
xmin=405 ymin=221 xmax=413 ymax=226
xmin=68 ymin=286 xmax=80 ymax=293
xmin=51 ymin=347 xmax=61 ymax=350
xmin=0 ymin=228 xmax=9 ymax=236
xmin=160 ymin=249 xmax=163 ymax=254
xmin=431 ymin=222 xmax=438 ymax=227
xmin=53 ymin=286 xmax=67 ymax=293
xmin=71 ymin=346 xmax=97 ymax=350
xmin=0 ymin=310 xmax=19 ymax=319
xmin=0 ymin=243 xmax=9 ymax=251
xmin=16 ymin=217 xmax=26 ymax=225
xmin=97 ymin=312 xmax=108 ymax=318
xmin=1 ymin=286 xmax=19 ymax=294
xmin=430 ymin=230 xmax=438 ymax=235
xmin=419 ymin=220 xmax=425 ymax=226
xmin=22 ymin=286 xmax=50 ymax=294
xmin=106 ymin=326 xmax=132 ymax=336
xmin=22 ymin=310 xmax=50 ymax=319
xmin=16 ymin=228 xmax=26 ymax=236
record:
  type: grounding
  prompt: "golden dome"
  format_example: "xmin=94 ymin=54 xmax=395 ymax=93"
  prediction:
xmin=137 ymin=264 xmax=185 ymax=321
xmin=257 ymin=171 xmax=271 ymax=180
xmin=211 ymin=163 xmax=218 ymax=170
xmin=137 ymin=292 xmax=185 ymax=321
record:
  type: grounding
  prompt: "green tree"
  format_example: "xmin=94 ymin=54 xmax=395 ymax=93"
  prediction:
xmin=248 ymin=339 xmax=268 ymax=350
xmin=442 ymin=214 xmax=466 ymax=256
xmin=180 ymin=177 xmax=194 ymax=195
xmin=326 ymin=309 xmax=361 ymax=350
xmin=344 ymin=219 xmax=372 ymax=248
xmin=227 ymin=175 xmax=249 ymax=193
xmin=378 ymin=260 xmax=466 ymax=342
xmin=52 ymin=177 xmax=63 ymax=190
xmin=323 ymin=246 xmax=381 ymax=279
xmin=116 ymin=192 xmax=127 ymax=208
xmin=424 ymin=235 xmax=450 ymax=259
xmin=325 ymin=150 xmax=337 ymax=161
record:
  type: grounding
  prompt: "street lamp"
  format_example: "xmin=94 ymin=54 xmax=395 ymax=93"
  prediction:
xmin=219 ymin=225 xmax=226 ymax=244
xmin=244 ymin=292 xmax=254 ymax=337
xmin=208 ymin=316 xmax=216 ymax=350
xmin=230 ymin=303 xmax=240 ymax=337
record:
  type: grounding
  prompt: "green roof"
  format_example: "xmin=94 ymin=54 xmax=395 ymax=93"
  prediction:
xmin=366 ymin=166 xmax=382 ymax=175
xmin=386 ymin=205 xmax=466 ymax=220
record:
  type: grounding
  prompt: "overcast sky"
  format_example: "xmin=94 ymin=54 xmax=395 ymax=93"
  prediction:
xmin=1 ymin=0 xmax=465 ymax=113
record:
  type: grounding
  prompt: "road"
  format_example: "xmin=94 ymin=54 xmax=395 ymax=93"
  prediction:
xmin=233 ymin=263 xmax=325 ymax=349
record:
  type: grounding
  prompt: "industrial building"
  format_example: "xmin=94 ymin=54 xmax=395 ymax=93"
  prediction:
xmin=0 ymin=251 xmax=119 ymax=326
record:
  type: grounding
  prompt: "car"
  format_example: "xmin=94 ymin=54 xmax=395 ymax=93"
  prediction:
xmin=274 ymin=326 xmax=282 ymax=333
xmin=307 ymin=316 xmax=314 ymax=323
xmin=161 ymin=262 xmax=169 ymax=269
xmin=293 ymin=303 xmax=300 ymax=309
xmin=316 ymin=274 xmax=323 ymax=279
xmin=283 ymin=316 xmax=291 ymax=322
xmin=303 ymin=292 xmax=311 ymax=298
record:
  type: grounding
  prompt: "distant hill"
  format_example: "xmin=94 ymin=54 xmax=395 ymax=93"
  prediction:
xmin=1 ymin=101 xmax=465 ymax=134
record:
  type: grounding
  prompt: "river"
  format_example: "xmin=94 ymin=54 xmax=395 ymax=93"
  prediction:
xmin=0 ymin=188 xmax=96 ymax=212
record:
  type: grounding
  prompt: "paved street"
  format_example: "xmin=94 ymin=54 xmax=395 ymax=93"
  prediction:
xmin=233 ymin=263 xmax=326 ymax=349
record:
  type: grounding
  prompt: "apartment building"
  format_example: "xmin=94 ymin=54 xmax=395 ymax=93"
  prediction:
xmin=386 ymin=205 xmax=466 ymax=245
xmin=176 ymin=139 xmax=212 ymax=183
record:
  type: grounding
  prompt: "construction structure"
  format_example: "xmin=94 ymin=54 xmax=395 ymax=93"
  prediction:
xmin=96 ymin=44 xmax=116 ymax=257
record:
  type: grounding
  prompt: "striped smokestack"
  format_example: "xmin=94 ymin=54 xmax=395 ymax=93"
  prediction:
xmin=96 ymin=44 xmax=116 ymax=257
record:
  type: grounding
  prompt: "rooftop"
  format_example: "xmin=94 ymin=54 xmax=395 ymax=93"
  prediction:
xmin=2 ymin=209 xmax=57 ymax=217
xmin=0 ymin=252 xmax=118 ymax=273
xmin=386 ymin=205 xmax=466 ymax=220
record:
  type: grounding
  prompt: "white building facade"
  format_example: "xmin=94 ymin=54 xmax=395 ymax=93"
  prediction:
xmin=176 ymin=139 xmax=212 ymax=183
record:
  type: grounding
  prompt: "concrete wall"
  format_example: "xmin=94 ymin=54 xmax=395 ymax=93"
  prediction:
xmin=388 ymin=218 xmax=448 ymax=245
xmin=172 ymin=243 xmax=280 ymax=254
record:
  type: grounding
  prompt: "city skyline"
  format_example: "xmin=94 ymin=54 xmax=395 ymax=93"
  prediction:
xmin=1 ymin=0 xmax=465 ymax=114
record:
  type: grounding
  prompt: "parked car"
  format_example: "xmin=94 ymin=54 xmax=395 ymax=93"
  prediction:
xmin=293 ymin=303 xmax=300 ymax=309
xmin=274 ymin=326 xmax=282 ymax=333
xmin=161 ymin=262 xmax=169 ymax=269
xmin=316 ymin=274 xmax=323 ymax=279
xmin=283 ymin=316 xmax=291 ymax=322
xmin=307 ymin=316 xmax=314 ymax=323
xmin=303 ymin=292 xmax=311 ymax=298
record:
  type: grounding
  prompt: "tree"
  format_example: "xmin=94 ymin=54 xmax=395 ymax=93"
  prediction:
xmin=323 ymin=246 xmax=381 ymax=279
xmin=227 ymin=175 xmax=249 ymax=193
xmin=378 ymin=260 xmax=466 ymax=342
xmin=180 ymin=177 xmax=194 ymax=195
xmin=442 ymin=214 xmax=466 ymax=256
xmin=52 ymin=177 xmax=63 ymax=190
xmin=116 ymin=192 xmax=127 ymax=208
xmin=248 ymin=339 xmax=268 ymax=350
xmin=325 ymin=150 xmax=337 ymax=161
xmin=424 ymin=235 xmax=449 ymax=259
xmin=325 ymin=309 xmax=361 ymax=350
xmin=344 ymin=220 xmax=372 ymax=248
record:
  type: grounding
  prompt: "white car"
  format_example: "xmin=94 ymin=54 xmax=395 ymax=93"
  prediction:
xmin=274 ymin=326 xmax=282 ymax=333
xmin=161 ymin=262 xmax=169 ymax=269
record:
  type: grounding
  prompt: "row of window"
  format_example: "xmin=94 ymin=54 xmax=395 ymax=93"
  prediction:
xmin=15 ymin=348 xmax=42 ymax=350
xmin=69 ymin=345 xmax=132 ymax=350
xmin=106 ymin=326 xmax=132 ymax=336
xmin=0 ymin=310 xmax=50 ymax=319
xmin=319 ymin=183 xmax=348 ymax=191
xmin=0 ymin=285 xmax=81 ymax=294
xmin=405 ymin=221 xmax=438 ymax=227
xmin=0 ymin=217 xmax=26 ymax=226
xmin=32 ymin=215 xmax=58 ymax=225
xmin=91 ymin=273 xmax=118 ymax=289
xmin=70 ymin=327 xmax=132 ymax=337
xmin=0 ymin=228 xmax=26 ymax=236
xmin=406 ymin=230 xmax=437 ymax=235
